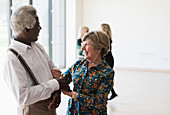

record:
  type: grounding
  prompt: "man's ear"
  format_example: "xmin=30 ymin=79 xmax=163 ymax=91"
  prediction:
xmin=24 ymin=28 xmax=29 ymax=32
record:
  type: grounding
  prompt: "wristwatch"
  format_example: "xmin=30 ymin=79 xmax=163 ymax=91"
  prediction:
xmin=72 ymin=92 xmax=76 ymax=99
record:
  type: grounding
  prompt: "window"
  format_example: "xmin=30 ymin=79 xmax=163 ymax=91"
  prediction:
xmin=0 ymin=0 xmax=17 ymax=114
xmin=52 ymin=0 xmax=66 ymax=68
xmin=33 ymin=0 xmax=66 ymax=68
xmin=6 ymin=0 xmax=66 ymax=68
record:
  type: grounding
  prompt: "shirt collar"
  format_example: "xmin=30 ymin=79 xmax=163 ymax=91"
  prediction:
xmin=10 ymin=37 xmax=32 ymax=53
xmin=82 ymin=59 xmax=112 ymax=76
xmin=82 ymin=59 xmax=106 ymax=70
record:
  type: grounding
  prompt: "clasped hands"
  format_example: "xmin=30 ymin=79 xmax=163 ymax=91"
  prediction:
xmin=51 ymin=68 xmax=72 ymax=92
xmin=48 ymin=68 xmax=72 ymax=110
xmin=51 ymin=68 xmax=77 ymax=99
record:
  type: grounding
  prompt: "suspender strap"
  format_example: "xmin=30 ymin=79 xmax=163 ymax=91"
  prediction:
xmin=9 ymin=48 xmax=39 ymax=85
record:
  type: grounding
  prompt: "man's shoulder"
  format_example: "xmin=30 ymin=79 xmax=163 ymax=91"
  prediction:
xmin=4 ymin=48 xmax=18 ymax=63
xmin=34 ymin=42 xmax=46 ymax=52
xmin=34 ymin=42 xmax=43 ymax=48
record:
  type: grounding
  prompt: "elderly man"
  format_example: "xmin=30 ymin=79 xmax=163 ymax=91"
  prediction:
xmin=3 ymin=5 xmax=70 ymax=115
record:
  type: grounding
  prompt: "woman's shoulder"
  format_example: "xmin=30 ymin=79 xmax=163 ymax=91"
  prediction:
xmin=98 ymin=61 xmax=114 ymax=76
xmin=72 ymin=59 xmax=87 ymax=68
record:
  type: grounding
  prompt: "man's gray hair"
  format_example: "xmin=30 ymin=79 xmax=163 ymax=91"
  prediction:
xmin=10 ymin=5 xmax=37 ymax=35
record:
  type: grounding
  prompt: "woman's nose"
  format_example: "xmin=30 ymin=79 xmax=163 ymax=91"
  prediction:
xmin=81 ymin=44 xmax=85 ymax=50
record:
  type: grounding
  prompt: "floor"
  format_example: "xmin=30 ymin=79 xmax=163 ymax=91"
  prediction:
xmin=1 ymin=67 xmax=170 ymax=115
xmin=57 ymin=69 xmax=170 ymax=115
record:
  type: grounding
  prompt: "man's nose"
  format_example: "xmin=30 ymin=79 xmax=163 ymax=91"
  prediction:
xmin=38 ymin=26 xmax=42 ymax=30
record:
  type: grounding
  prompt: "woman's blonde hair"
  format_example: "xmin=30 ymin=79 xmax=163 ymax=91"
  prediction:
xmin=101 ymin=23 xmax=112 ymax=43
xmin=10 ymin=5 xmax=37 ymax=35
xmin=82 ymin=31 xmax=110 ymax=57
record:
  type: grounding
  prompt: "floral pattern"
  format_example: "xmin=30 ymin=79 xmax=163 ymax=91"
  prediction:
xmin=62 ymin=59 xmax=114 ymax=115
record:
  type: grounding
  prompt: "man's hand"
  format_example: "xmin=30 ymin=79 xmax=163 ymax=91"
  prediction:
xmin=56 ymin=77 xmax=72 ymax=92
xmin=48 ymin=90 xmax=61 ymax=110
xmin=51 ymin=68 xmax=62 ymax=78
xmin=62 ymin=91 xmax=74 ymax=97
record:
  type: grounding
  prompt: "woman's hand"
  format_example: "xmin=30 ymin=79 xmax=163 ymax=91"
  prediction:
xmin=51 ymin=68 xmax=62 ymax=78
xmin=62 ymin=91 xmax=78 ymax=100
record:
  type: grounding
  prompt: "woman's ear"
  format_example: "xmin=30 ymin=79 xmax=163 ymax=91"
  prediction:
xmin=97 ymin=48 xmax=102 ymax=53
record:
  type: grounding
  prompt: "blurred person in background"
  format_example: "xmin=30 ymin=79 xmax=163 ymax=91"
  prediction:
xmin=100 ymin=23 xmax=118 ymax=100
xmin=76 ymin=26 xmax=89 ymax=60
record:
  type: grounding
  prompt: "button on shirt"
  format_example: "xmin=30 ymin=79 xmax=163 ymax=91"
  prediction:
xmin=3 ymin=39 xmax=59 ymax=110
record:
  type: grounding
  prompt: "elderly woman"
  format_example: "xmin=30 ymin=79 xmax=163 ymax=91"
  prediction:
xmin=53 ymin=31 xmax=115 ymax=114
xmin=3 ymin=5 xmax=69 ymax=115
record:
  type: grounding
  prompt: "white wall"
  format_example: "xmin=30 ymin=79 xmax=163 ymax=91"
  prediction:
xmin=65 ymin=0 xmax=84 ymax=67
xmin=78 ymin=0 xmax=170 ymax=71
xmin=66 ymin=0 xmax=77 ymax=67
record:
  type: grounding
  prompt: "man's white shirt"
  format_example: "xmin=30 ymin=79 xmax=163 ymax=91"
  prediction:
xmin=3 ymin=39 xmax=60 ymax=110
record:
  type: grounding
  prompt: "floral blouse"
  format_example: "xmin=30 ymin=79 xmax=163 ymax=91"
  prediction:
xmin=62 ymin=59 xmax=114 ymax=115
